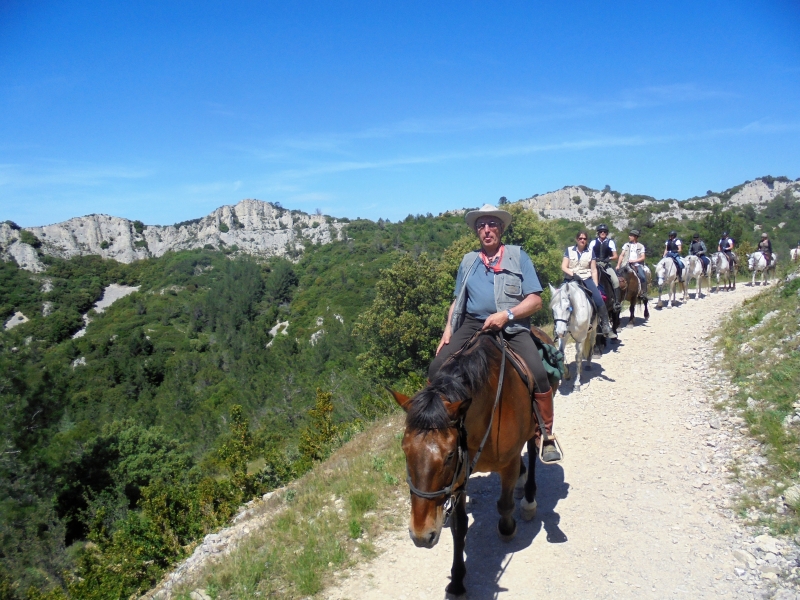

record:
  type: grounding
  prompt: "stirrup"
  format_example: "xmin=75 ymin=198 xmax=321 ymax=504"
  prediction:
xmin=538 ymin=434 xmax=564 ymax=465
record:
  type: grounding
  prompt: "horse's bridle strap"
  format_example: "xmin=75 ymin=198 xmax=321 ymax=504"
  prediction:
xmin=405 ymin=330 xmax=507 ymax=504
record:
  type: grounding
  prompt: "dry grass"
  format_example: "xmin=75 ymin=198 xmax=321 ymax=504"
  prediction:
xmin=172 ymin=412 xmax=409 ymax=599
xmin=715 ymin=270 xmax=800 ymax=534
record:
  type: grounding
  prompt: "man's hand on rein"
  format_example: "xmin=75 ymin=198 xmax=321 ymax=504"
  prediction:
xmin=482 ymin=311 xmax=509 ymax=331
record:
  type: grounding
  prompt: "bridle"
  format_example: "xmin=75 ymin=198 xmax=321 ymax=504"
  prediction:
xmin=552 ymin=284 xmax=573 ymax=335
xmin=405 ymin=331 xmax=508 ymax=525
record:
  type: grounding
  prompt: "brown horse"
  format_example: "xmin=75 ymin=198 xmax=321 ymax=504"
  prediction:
xmin=392 ymin=330 xmax=556 ymax=596
xmin=617 ymin=266 xmax=650 ymax=325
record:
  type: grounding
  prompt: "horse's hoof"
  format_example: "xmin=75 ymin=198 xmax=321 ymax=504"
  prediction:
xmin=497 ymin=521 xmax=517 ymax=542
xmin=514 ymin=473 xmax=527 ymax=499
xmin=445 ymin=581 xmax=467 ymax=597
xmin=520 ymin=498 xmax=537 ymax=521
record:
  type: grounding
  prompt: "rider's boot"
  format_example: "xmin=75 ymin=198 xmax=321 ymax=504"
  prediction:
xmin=534 ymin=388 xmax=561 ymax=464
xmin=598 ymin=304 xmax=617 ymax=339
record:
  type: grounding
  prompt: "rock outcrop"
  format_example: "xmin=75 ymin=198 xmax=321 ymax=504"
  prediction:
xmin=516 ymin=179 xmax=800 ymax=229
xmin=1 ymin=200 xmax=346 ymax=271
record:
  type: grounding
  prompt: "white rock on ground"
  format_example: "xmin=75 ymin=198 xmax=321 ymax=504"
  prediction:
xmin=4 ymin=311 xmax=29 ymax=330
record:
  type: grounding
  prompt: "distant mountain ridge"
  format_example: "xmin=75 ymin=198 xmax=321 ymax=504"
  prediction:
xmin=516 ymin=177 xmax=800 ymax=229
xmin=2 ymin=177 xmax=798 ymax=272
xmin=0 ymin=199 xmax=346 ymax=272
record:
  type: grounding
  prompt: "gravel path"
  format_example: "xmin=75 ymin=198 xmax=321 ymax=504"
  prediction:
xmin=324 ymin=284 xmax=787 ymax=600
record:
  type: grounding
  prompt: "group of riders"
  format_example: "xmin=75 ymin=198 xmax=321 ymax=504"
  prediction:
xmin=428 ymin=203 xmax=780 ymax=468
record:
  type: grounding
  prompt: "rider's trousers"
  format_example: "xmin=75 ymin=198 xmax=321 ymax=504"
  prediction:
xmin=429 ymin=316 xmax=551 ymax=393
xmin=597 ymin=262 xmax=619 ymax=290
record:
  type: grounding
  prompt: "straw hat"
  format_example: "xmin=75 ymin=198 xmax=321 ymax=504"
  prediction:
xmin=464 ymin=204 xmax=513 ymax=230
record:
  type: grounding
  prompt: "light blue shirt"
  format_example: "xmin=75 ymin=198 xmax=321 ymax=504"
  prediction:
xmin=454 ymin=248 xmax=542 ymax=320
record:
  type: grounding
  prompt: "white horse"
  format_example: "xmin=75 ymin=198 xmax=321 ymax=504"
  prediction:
xmin=550 ymin=281 xmax=597 ymax=392
xmin=748 ymin=252 xmax=777 ymax=286
xmin=790 ymin=247 xmax=799 ymax=262
xmin=710 ymin=252 xmax=736 ymax=291
xmin=684 ymin=255 xmax=712 ymax=300
xmin=655 ymin=257 xmax=688 ymax=307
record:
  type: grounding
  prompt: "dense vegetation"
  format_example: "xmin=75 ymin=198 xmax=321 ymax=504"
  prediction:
xmin=1 ymin=190 xmax=797 ymax=598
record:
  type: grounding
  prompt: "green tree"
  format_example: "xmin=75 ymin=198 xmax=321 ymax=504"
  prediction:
xmin=354 ymin=253 xmax=449 ymax=380
xmin=217 ymin=405 xmax=253 ymax=491
xmin=299 ymin=388 xmax=338 ymax=463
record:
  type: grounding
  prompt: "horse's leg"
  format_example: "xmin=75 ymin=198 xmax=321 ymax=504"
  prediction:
xmin=560 ymin=336 xmax=570 ymax=380
xmin=643 ymin=298 xmax=650 ymax=320
xmin=515 ymin=458 xmax=527 ymax=499
xmin=496 ymin=460 xmax=518 ymax=541
xmin=445 ymin=492 xmax=468 ymax=596
xmin=628 ymin=300 xmax=635 ymax=326
xmin=521 ymin=438 xmax=538 ymax=521
xmin=574 ymin=338 xmax=583 ymax=390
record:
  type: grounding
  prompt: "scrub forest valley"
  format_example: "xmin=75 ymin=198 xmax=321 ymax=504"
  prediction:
xmin=2 ymin=176 xmax=800 ymax=599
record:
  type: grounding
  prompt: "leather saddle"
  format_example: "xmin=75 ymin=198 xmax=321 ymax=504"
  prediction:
xmin=444 ymin=330 xmax=539 ymax=396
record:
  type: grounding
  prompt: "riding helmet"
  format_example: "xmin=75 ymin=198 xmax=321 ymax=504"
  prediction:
xmin=629 ymin=229 xmax=640 ymax=237
xmin=761 ymin=232 xmax=768 ymax=238
xmin=669 ymin=230 xmax=677 ymax=237
xmin=596 ymin=223 xmax=609 ymax=233
xmin=721 ymin=231 xmax=728 ymax=237
xmin=692 ymin=233 xmax=700 ymax=239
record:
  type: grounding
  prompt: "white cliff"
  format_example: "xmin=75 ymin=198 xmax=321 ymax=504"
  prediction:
xmin=1 ymin=200 xmax=346 ymax=271
xmin=515 ymin=178 xmax=800 ymax=229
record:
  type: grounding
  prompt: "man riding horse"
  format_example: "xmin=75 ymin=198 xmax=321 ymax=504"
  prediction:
xmin=688 ymin=233 xmax=710 ymax=276
xmin=758 ymin=232 xmax=773 ymax=266
xmin=429 ymin=203 xmax=561 ymax=464
xmin=663 ymin=230 xmax=684 ymax=281
xmin=589 ymin=223 xmax=621 ymax=311
xmin=718 ymin=231 xmax=736 ymax=270
xmin=617 ymin=229 xmax=648 ymax=300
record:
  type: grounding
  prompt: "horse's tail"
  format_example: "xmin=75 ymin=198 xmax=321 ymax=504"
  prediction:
xmin=582 ymin=327 xmax=596 ymax=361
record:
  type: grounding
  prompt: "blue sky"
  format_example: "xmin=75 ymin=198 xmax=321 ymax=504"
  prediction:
xmin=1 ymin=1 xmax=798 ymax=226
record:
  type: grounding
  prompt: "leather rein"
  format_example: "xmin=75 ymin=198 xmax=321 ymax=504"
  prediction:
xmin=405 ymin=330 xmax=508 ymax=523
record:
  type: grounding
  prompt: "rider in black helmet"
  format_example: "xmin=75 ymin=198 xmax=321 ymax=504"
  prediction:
xmin=718 ymin=231 xmax=736 ymax=269
xmin=588 ymin=223 xmax=621 ymax=311
xmin=688 ymin=233 xmax=710 ymax=276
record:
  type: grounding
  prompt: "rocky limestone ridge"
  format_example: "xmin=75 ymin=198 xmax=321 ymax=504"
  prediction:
xmin=0 ymin=199 xmax=347 ymax=272
xmin=515 ymin=178 xmax=800 ymax=229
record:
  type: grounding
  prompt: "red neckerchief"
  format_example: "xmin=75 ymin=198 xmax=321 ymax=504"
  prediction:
xmin=480 ymin=245 xmax=505 ymax=273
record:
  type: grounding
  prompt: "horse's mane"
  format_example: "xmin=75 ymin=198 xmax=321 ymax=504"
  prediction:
xmin=406 ymin=336 xmax=494 ymax=431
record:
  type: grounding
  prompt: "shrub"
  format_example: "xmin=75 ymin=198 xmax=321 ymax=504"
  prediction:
xmin=19 ymin=230 xmax=41 ymax=248
xmin=218 ymin=223 xmax=229 ymax=233
xmin=299 ymin=389 xmax=338 ymax=463
xmin=132 ymin=220 xmax=145 ymax=234
xmin=571 ymin=196 xmax=582 ymax=205
xmin=100 ymin=241 xmax=109 ymax=250
xmin=588 ymin=198 xmax=597 ymax=210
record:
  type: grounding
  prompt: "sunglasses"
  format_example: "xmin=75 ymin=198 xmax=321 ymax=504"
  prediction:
xmin=476 ymin=220 xmax=501 ymax=230
xmin=577 ymin=237 xmax=587 ymax=241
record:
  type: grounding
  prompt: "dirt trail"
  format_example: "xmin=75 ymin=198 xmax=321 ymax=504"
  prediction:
xmin=325 ymin=285 xmax=768 ymax=600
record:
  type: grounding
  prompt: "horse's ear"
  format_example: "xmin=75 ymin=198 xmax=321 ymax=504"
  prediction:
xmin=388 ymin=389 xmax=413 ymax=412
xmin=549 ymin=283 xmax=557 ymax=294
xmin=443 ymin=399 xmax=468 ymax=419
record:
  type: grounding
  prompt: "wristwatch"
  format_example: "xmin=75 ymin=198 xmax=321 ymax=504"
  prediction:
xmin=506 ymin=309 xmax=515 ymax=321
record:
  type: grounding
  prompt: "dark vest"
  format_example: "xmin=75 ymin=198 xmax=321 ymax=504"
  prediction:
xmin=666 ymin=239 xmax=680 ymax=253
xmin=689 ymin=241 xmax=704 ymax=255
xmin=592 ymin=238 xmax=613 ymax=261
